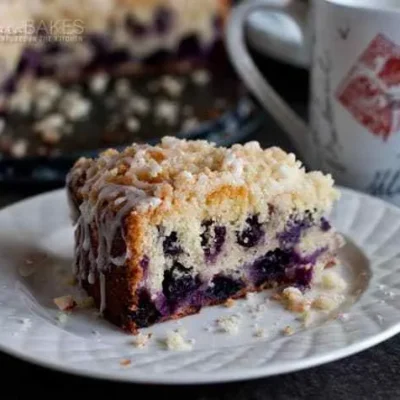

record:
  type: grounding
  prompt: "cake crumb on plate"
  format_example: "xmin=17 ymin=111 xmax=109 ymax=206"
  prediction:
xmin=312 ymin=294 xmax=344 ymax=311
xmin=163 ymin=330 xmax=193 ymax=351
xmin=281 ymin=286 xmax=311 ymax=313
xmin=298 ymin=310 xmax=313 ymax=328
xmin=18 ymin=318 xmax=32 ymax=331
xmin=216 ymin=314 xmax=242 ymax=335
xmin=321 ymin=270 xmax=347 ymax=292
xmin=56 ymin=312 xmax=69 ymax=325
xmin=224 ymin=298 xmax=235 ymax=308
xmin=120 ymin=359 xmax=131 ymax=367
xmin=132 ymin=332 xmax=152 ymax=348
xmin=53 ymin=295 xmax=76 ymax=311
xmin=282 ymin=326 xmax=295 ymax=336
xmin=254 ymin=327 xmax=267 ymax=338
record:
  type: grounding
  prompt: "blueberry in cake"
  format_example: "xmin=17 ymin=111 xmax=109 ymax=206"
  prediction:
xmin=66 ymin=137 xmax=344 ymax=333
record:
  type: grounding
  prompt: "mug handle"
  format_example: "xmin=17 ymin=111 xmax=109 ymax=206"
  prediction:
xmin=225 ymin=0 xmax=311 ymax=160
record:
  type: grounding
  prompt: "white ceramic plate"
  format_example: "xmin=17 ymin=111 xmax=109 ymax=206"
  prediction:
xmin=0 ymin=187 xmax=399 ymax=384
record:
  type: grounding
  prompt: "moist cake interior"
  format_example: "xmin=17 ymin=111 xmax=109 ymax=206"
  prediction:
xmin=126 ymin=210 xmax=337 ymax=328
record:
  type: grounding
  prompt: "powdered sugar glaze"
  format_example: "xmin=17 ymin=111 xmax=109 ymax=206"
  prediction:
xmin=66 ymin=147 xmax=163 ymax=312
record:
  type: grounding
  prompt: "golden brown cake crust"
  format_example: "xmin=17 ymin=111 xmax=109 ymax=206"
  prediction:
xmin=67 ymin=136 xmax=339 ymax=221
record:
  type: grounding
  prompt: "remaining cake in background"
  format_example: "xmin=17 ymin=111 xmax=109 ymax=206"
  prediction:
xmin=66 ymin=136 xmax=344 ymax=334
xmin=0 ymin=0 xmax=230 ymax=93
xmin=0 ymin=0 xmax=241 ymax=160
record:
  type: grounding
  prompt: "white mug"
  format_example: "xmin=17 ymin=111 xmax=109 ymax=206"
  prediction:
xmin=226 ymin=0 xmax=400 ymax=206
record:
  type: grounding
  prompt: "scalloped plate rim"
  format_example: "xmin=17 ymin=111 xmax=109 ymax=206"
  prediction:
xmin=0 ymin=185 xmax=399 ymax=384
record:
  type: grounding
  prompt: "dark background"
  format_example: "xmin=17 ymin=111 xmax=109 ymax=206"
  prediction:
xmin=1 ymin=52 xmax=399 ymax=399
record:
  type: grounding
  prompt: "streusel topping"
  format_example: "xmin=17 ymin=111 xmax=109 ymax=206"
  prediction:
xmin=68 ymin=136 xmax=339 ymax=217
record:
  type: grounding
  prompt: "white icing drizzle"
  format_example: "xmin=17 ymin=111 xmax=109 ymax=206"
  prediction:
xmin=88 ymin=271 xmax=95 ymax=284
xmin=99 ymin=272 xmax=106 ymax=314
xmin=68 ymin=149 xmax=163 ymax=313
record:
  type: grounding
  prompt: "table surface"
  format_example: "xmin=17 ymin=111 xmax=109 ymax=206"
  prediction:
xmin=1 ymin=54 xmax=399 ymax=400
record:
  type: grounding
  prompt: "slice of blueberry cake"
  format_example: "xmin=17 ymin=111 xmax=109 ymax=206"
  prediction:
xmin=66 ymin=136 xmax=344 ymax=334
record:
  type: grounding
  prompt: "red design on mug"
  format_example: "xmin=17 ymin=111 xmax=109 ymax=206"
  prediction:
xmin=336 ymin=34 xmax=400 ymax=141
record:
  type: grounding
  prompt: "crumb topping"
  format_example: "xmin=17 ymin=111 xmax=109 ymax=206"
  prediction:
xmin=67 ymin=136 xmax=339 ymax=219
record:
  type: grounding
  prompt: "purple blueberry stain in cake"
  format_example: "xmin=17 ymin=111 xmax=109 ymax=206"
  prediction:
xmin=140 ymin=256 xmax=149 ymax=281
xmin=277 ymin=213 xmax=314 ymax=247
xmin=298 ymin=246 xmax=328 ymax=265
xmin=162 ymin=262 xmax=200 ymax=305
xmin=294 ymin=266 xmax=314 ymax=287
xmin=143 ymin=50 xmax=170 ymax=65
xmin=130 ymin=289 xmax=161 ymax=328
xmin=126 ymin=15 xmax=148 ymax=37
xmin=44 ymin=43 xmax=64 ymax=55
xmin=1 ymin=76 xmax=16 ymax=94
xmin=187 ymin=289 xmax=205 ymax=308
xmin=154 ymin=6 xmax=174 ymax=34
xmin=213 ymin=15 xmax=224 ymax=32
xmin=201 ymin=220 xmax=226 ymax=262
xmin=89 ymin=34 xmax=111 ymax=52
xmin=153 ymin=292 xmax=170 ymax=316
xmin=17 ymin=48 xmax=42 ymax=74
xmin=320 ymin=217 xmax=331 ymax=232
xmin=205 ymin=275 xmax=245 ymax=301
xmin=277 ymin=221 xmax=303 ymax=247
xmin=250 ymin=249 xmax=292 ymax=286
xmin=236 ymin=215 xmax=264 ymax=248
xmin=177 ymin=35 xmax=202 ymax=58
xmin=108 ymin=49 xmax=132 ymax=66
xmin=285 ymin=247 xmax=329 ymax=287
xmin=163 ymin=231 xmax=182 ymax=257
xmin=88 ymin=34 xmax=113 ymax=66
